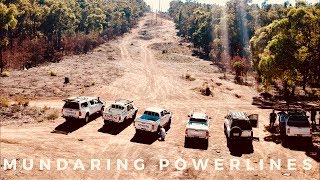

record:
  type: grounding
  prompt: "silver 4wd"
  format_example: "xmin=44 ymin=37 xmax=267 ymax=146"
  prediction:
xmin=224 ymin=112 xmax=258 ymax=144
xmin=278 ymin=111 xmax=312 ymax=143
xmin=62 ymin=96 xmax=105 ymax=122
xmin=134 ymin=107 xmax=172 ymax=134
xmin=185 ymin=112 xmax=210 ymax=147
xmin=103 ymin=99 xmax=138 ymax=124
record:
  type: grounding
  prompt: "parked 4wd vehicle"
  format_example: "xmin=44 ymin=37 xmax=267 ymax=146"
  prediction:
xmin=134 ymin=107 xmax=172 ymax=135
xmin=185 ymin=112 xmax=210 ymax=147
xmin=278 ymin=111 xmax=312 ymax=143
xmin=103 ymin=99 xmax=138 ymax=124
xmin=62 ymin=96 xmax=105 ymax=122
xmin=224 ymin=112 xmax=258 ymax=144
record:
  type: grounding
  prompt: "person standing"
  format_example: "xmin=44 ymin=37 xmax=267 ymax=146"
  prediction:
xmin=269 ymin=109 xmax=277 ymax=129
xmin=310 ymin=107 xmax=316 ymax=125
xmin=159 ymin=126 xmax=166 ymax=141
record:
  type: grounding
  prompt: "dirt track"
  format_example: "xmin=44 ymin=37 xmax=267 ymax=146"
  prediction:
xmin=0 ymin=14 xmax=319 ymax=179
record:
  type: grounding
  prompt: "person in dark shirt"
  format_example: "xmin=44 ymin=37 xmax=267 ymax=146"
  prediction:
xmin=269 ymin=109 xmax=277 ymax=129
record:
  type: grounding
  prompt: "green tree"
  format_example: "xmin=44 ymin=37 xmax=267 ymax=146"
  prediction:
xmin=0 ymin=3 xmax=18 ymax=73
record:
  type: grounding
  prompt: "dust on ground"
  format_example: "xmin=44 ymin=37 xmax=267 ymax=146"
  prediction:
xmin=0 ymin=13 xmax=319 ymax=180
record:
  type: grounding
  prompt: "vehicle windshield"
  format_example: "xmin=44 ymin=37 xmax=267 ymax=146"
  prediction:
xmin=287 ymin=116 xmax=310 ymax=127
xmin=63 ymin=102 xmax=79 ymax=110
xmin=140 ymin=111 xmax=160 ymax=121
xmin=189 ymin=118 xmax=207 ymax=124
xmin=110 ymin=104 xmax=124 ymax=110
xmin=143 ymin=111 xmax=159 ymax=117
xmin=231 ymin=120 xmax=252 ymax=130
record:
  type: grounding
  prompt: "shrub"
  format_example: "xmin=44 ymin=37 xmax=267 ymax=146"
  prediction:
xmin=184 ymin=74 xmax=196 ymax=81
xmin=0 ymin=97 xmax=10 ymax=107
xmin=41 ymin=106 xmax=50 ymax=113
xmin=47 ymin=110 xmax=59 ymax=120
xmin=14 ymin=97 xmax=29 ymax=107
xmin=1 ymin=71 xmax=9 ymax=77
xmin=200 ymin=83 xmax=213 ymax=96
xmin=48 ymin=70 xmax=57 ymax=76
xmin=231 ymin=56 xmax=250 ymax=83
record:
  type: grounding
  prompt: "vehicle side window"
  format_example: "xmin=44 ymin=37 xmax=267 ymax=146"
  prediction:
xmin=81 ymin=102 xmax=88 ymax=108
xmin=160 ymin=111 xmax=165 ymax=117
xmin=127 ymin=105 xmax=130 ymax=111
xmin=90 ymin=100 xmax=94 ymax=105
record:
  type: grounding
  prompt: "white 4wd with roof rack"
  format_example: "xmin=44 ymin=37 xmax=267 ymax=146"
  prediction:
xmin=134 ymin=107 xmax=172 ymax=134
xmin=62 ymin=96 xmax=105 ymax=122
xmin=103 ymin=99 xmax=138 ymax=123
xmin=224 ymin=112 xmax=258 ymax=143
xmin=185 ymin=112 xmax=210 ymax=146
xmin=278 ymin=111 xmax=312 ymax=141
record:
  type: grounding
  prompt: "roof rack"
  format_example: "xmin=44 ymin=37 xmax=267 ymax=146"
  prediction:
xmin=63 ymin=96 xmax=92 ymax=102
xmin=230 ymin=112 xmax=249 ymax=120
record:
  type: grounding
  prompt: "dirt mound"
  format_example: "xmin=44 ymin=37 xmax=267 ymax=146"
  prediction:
xmin=0 ymin=44 xmax=122 ymax=98
xmin=0 ymin=104 xmax=58 ymax=126
xmin=137 ymin=30 xmax=154 ymax=40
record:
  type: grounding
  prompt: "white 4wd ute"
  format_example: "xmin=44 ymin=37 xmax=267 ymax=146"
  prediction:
xmin=185 ymin=112 xmax=210 ymax=147
xmin=224 ymin=112 xmax=258 ymax=144
xmin=278 ymin=111 xmax=312 ymax=142
xmin=103 ymin=99 xmax=138 ymax=123
xmin=134 ymin=107 xmax=172 ymax=134
xmin=62 ymin=96 xmax=105 ymax=122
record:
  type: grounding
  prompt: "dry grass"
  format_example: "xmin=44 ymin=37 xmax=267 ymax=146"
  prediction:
xmin=183 ymin=74 xmax=196 ymax=81
xmin=200 ymin=82 xmax=213 ymax=96
xmin=1 ymin=71 xmax=9 ymax=77
xmin=40 ymin=106 xmax=50 ymax=113
xmin=14 ymin=97 xmax=29 ymax=107
xmin=0 ymin=97 xmax=10 ymax=107
xmin=46 ymin=110 xmax=59 ymax=120
xmin=48 ymin=70 xmax=57 ymax=76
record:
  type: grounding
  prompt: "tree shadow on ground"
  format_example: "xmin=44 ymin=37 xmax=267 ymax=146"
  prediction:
xmin=263 ymin=125 xmax=320 ymax=162
xmin=51 ymin=113 xmax=101 ymax=135
xmin=98 ymin=118 xmax=134 ymax=135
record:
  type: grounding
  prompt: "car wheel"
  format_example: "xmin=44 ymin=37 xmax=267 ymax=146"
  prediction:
xmin=184 ymin=137 xmax=189 ymax=147
xmin=282 ymin=135 xmax=289 ymax=147
xmin=136 ymin=129 xmax=142 ymax=135
xmin=167 ymin=117 xmax=172 ymax=128
xmin=85 ymin=114 xmax=89 ymax=123
xmin=132 ymin=111 xmax=137 ymax=120
xmin=100 ymin=107 xmax=104 ymax=116
xmin=204 ymin=139 xmax=209 ymax=148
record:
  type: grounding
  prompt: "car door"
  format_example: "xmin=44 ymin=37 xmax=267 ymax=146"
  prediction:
xmin=225 ymin=115 xmax=231 ymax=134
xmin=162 ymin=110 xmax=169 ymax=125
xmin=248 ymin=114 xmax=259 ymax=128
xmin=89 ymin=100 xmax=96 ymax=114
xmin=127 ymin=104 xmax=134 ymax=117
xmin=125 ymin=105 xmax=130 ymax=117
xmin=159 ymin=111 xmax=166 ymax=126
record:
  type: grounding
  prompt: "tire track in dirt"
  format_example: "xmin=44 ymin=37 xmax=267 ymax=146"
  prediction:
xmin=2 ymin=13 xmax=319 ymax=180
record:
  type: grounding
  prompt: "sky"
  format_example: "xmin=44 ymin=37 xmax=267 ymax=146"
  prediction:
xmin=144 ymin=0 xmax=319 ymax=12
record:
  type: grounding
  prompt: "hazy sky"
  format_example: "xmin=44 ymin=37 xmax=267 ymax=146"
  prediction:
xmin=144 ymin=0 xmax=319 ymax=12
